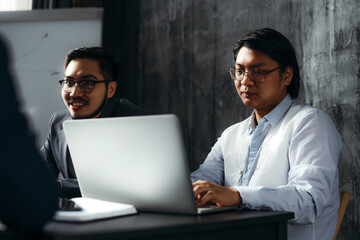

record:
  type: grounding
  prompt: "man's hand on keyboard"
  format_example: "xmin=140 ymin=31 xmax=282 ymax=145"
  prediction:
xmin=192 ymin=180 xmax=242 ymax=207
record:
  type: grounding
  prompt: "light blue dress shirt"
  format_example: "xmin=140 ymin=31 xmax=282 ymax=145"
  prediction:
xmin=191 ymin=94 xmax=342 ymax=240
xmin=240 ymin=94 xmax=292 ymax=186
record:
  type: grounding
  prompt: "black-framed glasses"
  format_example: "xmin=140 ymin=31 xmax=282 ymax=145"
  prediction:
xmin=229 ymin=66 xmax=282 ymax=83
xmin=59 ymin=79 xmax=112 ymax=93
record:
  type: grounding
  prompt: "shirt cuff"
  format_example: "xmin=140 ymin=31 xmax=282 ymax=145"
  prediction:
xmin=233 ymin=186 xmax=263 ymax=209
xmin=59 ymin=178 xmax=81 ymax=198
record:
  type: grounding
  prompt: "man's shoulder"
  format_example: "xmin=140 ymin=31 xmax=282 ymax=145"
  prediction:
xmin=49 ymin=110 xmax=71 ymax=128
xmin=111 ymin=98 xmax=146 ymax=117
xmin=287 ymin=102 xmax=326 ymax=120
xmin=284 ymin=103 xmax=338 ymax=134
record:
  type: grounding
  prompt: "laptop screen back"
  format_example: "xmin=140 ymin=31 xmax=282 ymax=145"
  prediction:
xmin=63 ymin=114 xmax=198 ymax=214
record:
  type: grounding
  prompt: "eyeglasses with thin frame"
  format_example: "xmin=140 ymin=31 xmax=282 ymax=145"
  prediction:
xmin=229 ymin=66 xmax=282 ymax=83
xmin=59 ymin=79 xmax=112 ymax=94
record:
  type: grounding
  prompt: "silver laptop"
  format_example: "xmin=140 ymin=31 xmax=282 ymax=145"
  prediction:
xmin=63 ymin=114 xmax=237 ymax=215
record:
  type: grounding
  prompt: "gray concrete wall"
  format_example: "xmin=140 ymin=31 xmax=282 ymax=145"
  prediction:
xmin=136 ymin=0 xmax=359 ymax=239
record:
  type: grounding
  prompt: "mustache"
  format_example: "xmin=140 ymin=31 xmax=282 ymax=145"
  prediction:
xmin=67 ymin=97 xmax=88 ymax=105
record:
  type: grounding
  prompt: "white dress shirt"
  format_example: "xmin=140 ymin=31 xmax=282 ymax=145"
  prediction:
xmin=191 ymin=94 xmax=342 ymax=240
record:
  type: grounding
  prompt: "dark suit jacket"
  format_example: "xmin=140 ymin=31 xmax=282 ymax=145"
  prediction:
xmin=0 ymin=37 xmax=59 ymax=232
xmin=40 ymin=98 xmax=146 ymax=198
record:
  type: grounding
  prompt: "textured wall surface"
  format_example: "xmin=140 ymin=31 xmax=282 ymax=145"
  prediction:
xmin=131 ymin=0 xmax=359 ymax=239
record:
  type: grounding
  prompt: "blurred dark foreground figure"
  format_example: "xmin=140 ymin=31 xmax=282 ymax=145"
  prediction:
xmin=0 ymin=36 xmax=59 ymax=236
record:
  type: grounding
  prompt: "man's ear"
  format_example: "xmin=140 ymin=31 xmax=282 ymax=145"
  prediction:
xmin=282 ymin=66 xmax=293 ymax=86
xmin=107 ymin=81 xmax=117 ymax=98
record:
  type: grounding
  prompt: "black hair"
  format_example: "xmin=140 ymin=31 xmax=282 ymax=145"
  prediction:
xmin=233 ymin=28 xmax=300 ymax=99
xmin=64 ymin=47 xmax=118 ymax=83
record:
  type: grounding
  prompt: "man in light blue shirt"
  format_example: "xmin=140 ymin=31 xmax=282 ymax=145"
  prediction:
xmin=191 ymin=28 xmax=342 ymax=240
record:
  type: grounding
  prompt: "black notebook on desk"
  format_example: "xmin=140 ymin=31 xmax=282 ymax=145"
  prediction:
xmin=63 ymin=114 xmax=238 ymax=215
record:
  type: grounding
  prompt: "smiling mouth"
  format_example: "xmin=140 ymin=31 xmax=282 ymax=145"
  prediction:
xmin=70 ymin=102 xmax=86 ymax=107
xmin=68 ymin=98 xmax=88 ymax=109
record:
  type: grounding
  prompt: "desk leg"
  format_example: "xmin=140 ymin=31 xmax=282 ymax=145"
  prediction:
xmin=277 ymin=220 xmax=288 ymax=240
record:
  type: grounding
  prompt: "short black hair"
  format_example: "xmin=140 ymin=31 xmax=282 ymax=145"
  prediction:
xmin=64 ymin=47 xmax=119 ymax=83
xmin=233 ymin=28 xmax=300 ymax=99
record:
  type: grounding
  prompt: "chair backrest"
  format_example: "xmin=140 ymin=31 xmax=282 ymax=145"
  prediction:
xmin=333 ymin=191 xmax=351 ymax=240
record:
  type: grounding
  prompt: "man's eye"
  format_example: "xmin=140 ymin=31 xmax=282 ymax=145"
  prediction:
xmin=253 ymin=71 xmax=264 ymax=75
xmin=82 ymin=80 xmax=95 ymax=86
xmin=65 ymin=80 xmax=74 ymax=86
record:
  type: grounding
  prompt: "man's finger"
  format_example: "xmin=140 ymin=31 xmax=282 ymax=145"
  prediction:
xmin=196 ymin=189 xmax=217 ymax=207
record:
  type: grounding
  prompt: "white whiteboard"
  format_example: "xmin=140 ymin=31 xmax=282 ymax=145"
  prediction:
xmin=0 ymin=8 xmax=103 ymax=148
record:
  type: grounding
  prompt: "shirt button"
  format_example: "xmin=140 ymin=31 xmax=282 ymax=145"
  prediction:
xmin=239 ymin=170 xmax=243 ymax=175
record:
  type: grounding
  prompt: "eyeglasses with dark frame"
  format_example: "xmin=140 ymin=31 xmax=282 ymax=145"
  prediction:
xmin=59 ymin=79 xmax=112 ymax=94
xmin=229 ymin=66 xmax=282 ymax=83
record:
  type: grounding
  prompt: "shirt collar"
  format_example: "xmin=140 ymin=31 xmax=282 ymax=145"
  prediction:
xmin=248 ymin=94 xmax=293 ymax=130
xmin=265 ymin=94 xmax=293 ymax=127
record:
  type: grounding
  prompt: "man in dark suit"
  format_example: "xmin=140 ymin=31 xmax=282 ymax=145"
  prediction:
xmin=0 ymin=37 xmax=59 ymax=232
xmin=40 ymin=47 xmax=145 ymax=199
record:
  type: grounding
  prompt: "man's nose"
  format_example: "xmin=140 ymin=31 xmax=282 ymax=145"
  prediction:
xmin=241 ymin=72 xmax=254 ymax=86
